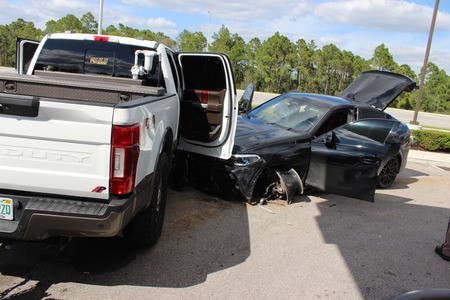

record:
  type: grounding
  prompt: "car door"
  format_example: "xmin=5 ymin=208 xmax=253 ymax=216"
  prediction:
xmin=16 ymin=38 xmax=40 ymax=74
xmin=305 ymin=119 xmax=397 ymax=202
xmin=176 ymin=53 xmax=237 ymax=159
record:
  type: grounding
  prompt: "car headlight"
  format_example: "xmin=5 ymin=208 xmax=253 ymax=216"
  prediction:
xmin=230 ymin=154 xmax=262 ymax=166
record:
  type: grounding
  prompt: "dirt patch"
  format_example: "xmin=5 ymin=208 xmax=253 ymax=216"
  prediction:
xmin=164 ymin=188 xmax=235 ymax=234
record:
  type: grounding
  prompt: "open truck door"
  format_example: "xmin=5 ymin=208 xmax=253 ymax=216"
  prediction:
xmin=177 ymin=53 xmax=237 ymax=159
xmin=16 ymin=38 xmax=40 ymax=74
xmin=305 ymin=119 xmax=398 ymax=202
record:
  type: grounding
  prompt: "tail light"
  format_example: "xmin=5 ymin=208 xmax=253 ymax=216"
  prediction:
xmin=110 ymin=124 xmax=140 ymax=195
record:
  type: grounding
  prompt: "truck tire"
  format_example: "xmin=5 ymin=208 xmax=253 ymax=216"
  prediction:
xmin=126 ymin=152 xmax=168 ymax=246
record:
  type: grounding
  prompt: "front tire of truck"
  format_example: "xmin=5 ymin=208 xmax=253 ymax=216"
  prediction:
xmin=126 ymin=152 xmax=168 ymax=246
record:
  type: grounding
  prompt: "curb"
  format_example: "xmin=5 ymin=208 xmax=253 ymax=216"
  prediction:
xmin=408 ymin=150 xmax=450 ymax=165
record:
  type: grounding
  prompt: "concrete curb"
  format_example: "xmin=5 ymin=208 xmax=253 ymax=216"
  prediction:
xmin=408 ymin=149 xmax=450 ymax=165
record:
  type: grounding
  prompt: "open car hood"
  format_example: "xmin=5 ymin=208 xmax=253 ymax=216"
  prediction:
xmin=339 ymin=71 xmax=417 ymax=111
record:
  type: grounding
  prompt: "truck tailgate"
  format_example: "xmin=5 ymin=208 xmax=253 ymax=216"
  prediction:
xmin=0 ymin=94 xmax=114 ymax=200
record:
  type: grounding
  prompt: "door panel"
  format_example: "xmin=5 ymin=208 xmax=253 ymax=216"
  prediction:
xmin=177 ymin=53 xmax=237 ymax=159
xmin=306 ymin=119 xmax=396 ymax=202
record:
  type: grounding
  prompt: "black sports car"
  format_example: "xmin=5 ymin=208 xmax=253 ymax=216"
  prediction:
xmin=183 ymin=71 xmax=416 ymax=204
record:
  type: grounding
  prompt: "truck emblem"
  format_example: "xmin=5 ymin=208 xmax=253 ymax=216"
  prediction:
xmin=91 ymin=186 xmax=106 ymax=193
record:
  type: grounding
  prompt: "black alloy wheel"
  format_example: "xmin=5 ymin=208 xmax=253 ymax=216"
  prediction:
xmin=377 ymin=157 xmax=399 ymax=189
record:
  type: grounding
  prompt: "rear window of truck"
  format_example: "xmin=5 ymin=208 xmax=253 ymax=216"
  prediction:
xmin=34 ymin=39 xmax=154 ymax=78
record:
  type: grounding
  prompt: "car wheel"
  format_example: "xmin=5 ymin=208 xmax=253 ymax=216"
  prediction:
xmin=126 ymin=152 xmax=168 ymax=246
xmin=377 ymin=157 xmax=399 ymax=189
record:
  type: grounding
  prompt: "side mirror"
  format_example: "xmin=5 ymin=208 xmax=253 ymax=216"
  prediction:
xmin=324 ymin=131 xmax=339 ymax=149
xmin=238 ymin=83 xmax=254 ymax=115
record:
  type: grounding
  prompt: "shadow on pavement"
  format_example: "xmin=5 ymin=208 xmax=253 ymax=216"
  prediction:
xmin=314 ymin=163 xmax=450 ymax=299
xmin=0 ymin=186 xmax=251 ymax=298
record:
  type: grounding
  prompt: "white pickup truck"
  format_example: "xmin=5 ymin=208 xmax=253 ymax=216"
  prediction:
xmin=0 ymin=33 xmax=239 ymax=245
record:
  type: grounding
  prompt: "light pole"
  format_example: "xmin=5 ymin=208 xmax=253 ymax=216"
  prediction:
xmin=411 ymin=0 xmax=440 ymax=126
xmin=98 ymin=0 xmax=104 ymax=35
xmin=207 ymin=11 xmax=211 ymax=51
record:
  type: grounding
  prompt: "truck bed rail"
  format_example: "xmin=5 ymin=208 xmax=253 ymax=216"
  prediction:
xmin=0 ymin=71 xmax=166 ymax=104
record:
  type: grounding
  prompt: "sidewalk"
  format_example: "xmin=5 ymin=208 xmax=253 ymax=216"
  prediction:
xmin=408 ymin=149 xmax=450 ymax=165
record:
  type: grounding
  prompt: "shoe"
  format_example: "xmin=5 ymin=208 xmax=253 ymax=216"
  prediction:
xmin=435 ymin=245 xmax=450 ymax=261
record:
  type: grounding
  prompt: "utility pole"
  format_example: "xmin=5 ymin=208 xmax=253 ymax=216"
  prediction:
xmin=207 ymin=11 xmax=211 ymax=51
xmin=98 ymin=0 xmax=104 ymax=35
xmin=411 ymin=0 xmax=440 ymax=125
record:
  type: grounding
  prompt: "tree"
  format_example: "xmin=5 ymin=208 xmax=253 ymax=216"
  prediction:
xmin=44 ymin=14 xmax=84 ymax=33
xmin=243 ymin=37 xmax=262 ymax=88
xmin=313 ymin=43 xmax=344 ymax=95
xmin=422 ymin=62 xmax=450 ymax=113
xmin=294 ymin=39 xmax=317 ymax=92
xmin=80 ymin=12 xmax=98 ymax=33
xmin=210 ymin=26 xmax=247 ymax=86
xmin=103 ymin=24 xmax=175 ymax=47
xmin=370 ymin=44 xmax=397 ymax=71
xmin=254 ymin=32 xmax=295 ymax=93
xmin=176 ymin=30 xmax=207 ymax=52
xmin=391 ymin=64 xmax=418 ymax=110
xmin=0 ymin=19 xmax=42 ymax=67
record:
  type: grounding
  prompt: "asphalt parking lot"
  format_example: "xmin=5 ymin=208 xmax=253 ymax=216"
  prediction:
xmin=0 ymin=156 xmax=449 ymax=300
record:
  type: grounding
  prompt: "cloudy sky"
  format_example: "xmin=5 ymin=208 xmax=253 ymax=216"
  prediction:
xmin=1 ymin=0 xmax=450 ymax=74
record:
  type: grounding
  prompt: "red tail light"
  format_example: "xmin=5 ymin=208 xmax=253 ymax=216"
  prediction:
xmin=110 ymin=124 xmax=140 ymax=195
xmin=94 ymin=35 xmax=109 ymax=42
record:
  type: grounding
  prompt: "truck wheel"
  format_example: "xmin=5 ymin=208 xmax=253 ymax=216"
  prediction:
xmin=126 ymin=152 xmax=168 ymax=246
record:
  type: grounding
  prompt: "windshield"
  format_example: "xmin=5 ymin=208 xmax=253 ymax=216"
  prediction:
xmin=249 ymin=94 xmax=327 ymax=132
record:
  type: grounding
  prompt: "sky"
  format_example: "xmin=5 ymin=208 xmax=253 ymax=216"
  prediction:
xmin=1 ymin=0 xmax=450 ymax=75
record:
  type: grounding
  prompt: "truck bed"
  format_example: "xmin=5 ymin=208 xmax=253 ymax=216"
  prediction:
xmin=0 ymin=71 xmax=166 ymax=104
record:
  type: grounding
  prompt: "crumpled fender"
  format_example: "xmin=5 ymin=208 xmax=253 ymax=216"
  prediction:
xmin=226 ymin=159 xmax=267 ymax=202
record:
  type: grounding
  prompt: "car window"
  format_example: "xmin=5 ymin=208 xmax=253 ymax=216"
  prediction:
xmin=249 ymin=94 xmax=327 ymax=132
xmin=180 ymin=56 xmax=226 ymax=91
xmin=334 ymin=119 xmax=395 ymax=146
xmin=315 ymin=110 xmax=350 ymax=137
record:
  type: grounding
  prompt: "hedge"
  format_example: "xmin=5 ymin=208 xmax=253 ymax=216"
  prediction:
xmin=411 ymin=129 xmax=450 ymax=152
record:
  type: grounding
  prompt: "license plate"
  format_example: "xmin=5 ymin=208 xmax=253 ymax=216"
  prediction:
xmin=0 ymin=198 xmax=13 ymax=220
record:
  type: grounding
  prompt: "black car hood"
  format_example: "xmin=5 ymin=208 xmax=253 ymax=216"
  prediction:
xmin=339 ymin=70 xmax=416 ymax=111
xmin=233 ymin=115 xmax=308 ymax=153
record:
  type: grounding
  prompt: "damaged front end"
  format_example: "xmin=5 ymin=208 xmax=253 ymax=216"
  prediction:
xmin=226 ymin=154 xmax=304 ymax=205
xmin=226 ymin=154 xmax=266 ymax=202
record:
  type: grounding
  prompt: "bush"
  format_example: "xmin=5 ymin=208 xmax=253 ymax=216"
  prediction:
xmin=411 ymin=129 xmax=450 ymax=152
